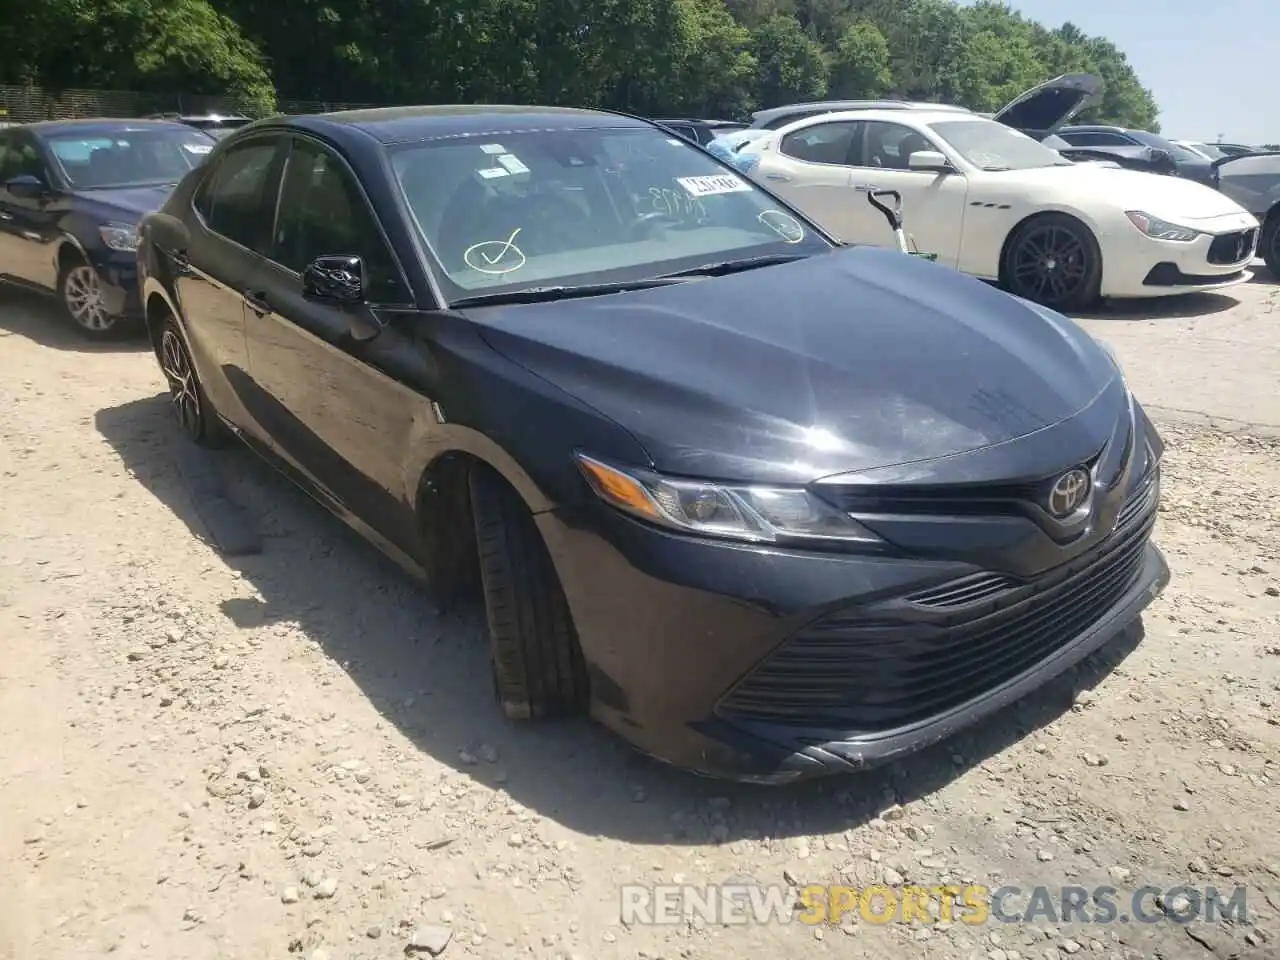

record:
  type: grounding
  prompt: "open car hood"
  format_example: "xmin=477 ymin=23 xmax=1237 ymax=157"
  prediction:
xmin=993 ymin=73 xmax=1105 ymax=137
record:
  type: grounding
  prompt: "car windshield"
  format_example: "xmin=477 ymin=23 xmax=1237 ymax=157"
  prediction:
xmin=389 ymin=125 xmax=831 ymax=302
xmin=47 ymin=128 xmax=215 ymax=188
xmin=929 ymin=119 xmax=1073 ymax=171
xmin=1183 ymin=141 xmax=1224 ymax=160
xmin=1129 ymin=131 xmax=1205 ymax=164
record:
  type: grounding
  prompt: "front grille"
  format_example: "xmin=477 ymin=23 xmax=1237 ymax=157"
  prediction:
xmin=717 ymin=470 xmax=1159 ymax=732
xmin=1207 ymin=229 xmax=1257 ymax=265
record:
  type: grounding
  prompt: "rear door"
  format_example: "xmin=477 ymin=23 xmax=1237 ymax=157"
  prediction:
xmin=180 ymin=133 xmax=288 ymax=435
xmin=753 ymin=119 xmax=874 ymax=243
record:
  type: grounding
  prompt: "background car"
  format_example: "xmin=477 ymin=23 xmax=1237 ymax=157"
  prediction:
xmin=1208 ymin=142 xmax=1261 ymax=158
xmin=1172 ymin=139 xmax=1225 ymax=161
xmin=1054 ymin=125 xmax=1215 ymax=186
xmin=147 ymin=111 xmax=253 ymax=140
xmin=0 ymin=118 xmax=216 ymax=337
xmin=136 ymin=104 xmax=1168 ymax=783
xmin=1211 ymin=150 xmax=1280 ymax=275
xmin=735 ymin=108 xmax=1259 ymax=310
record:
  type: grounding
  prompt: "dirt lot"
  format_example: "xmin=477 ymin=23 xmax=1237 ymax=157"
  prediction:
xmin=2 ymin=276 xmax=1278 ymax=960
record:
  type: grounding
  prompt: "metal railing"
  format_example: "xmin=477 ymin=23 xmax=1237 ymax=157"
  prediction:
xmin=0 ymin=84 xmax=383 ymax=124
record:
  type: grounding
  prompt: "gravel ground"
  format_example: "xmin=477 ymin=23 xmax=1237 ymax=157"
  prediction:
xmin=2 ymin=278 xmax=1278 ymax=960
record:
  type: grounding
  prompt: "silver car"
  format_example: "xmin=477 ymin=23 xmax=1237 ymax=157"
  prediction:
xmin=1212 ymin=152 xmax=1280 ymax=276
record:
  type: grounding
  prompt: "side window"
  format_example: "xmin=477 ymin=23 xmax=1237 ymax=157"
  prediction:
xmin=780 ymin=121 xmax=861 ymax=165
xmin=1 ymin=133 xmax=49 ymax=181
xmin=193 ymin=138 xmax=281 ymax=254
xmin=271 ymin=138 xmax=406 ymax=304
xmin=859 ymin=121 xmax=937 ymax=170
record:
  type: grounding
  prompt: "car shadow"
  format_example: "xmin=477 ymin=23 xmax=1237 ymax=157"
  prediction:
xmin=94 ymin=392 xmax=1146 ymax=844
xmin=0 ymin=286 xmax=149 ymax=353
xmin=1074 ymin=291 xmax=1240 ymax=322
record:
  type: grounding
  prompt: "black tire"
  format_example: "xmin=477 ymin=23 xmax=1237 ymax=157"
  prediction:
xmin=1001 ymin=213 xmax=1103 ymax=312
xmin=157 ymin=317 xmax=230 ymax=448
xmin=469 ymin=466 xmax=588 ymax=720
xmin=56 ymin=255 xmax=130 ymax=338
xmin=1261 ymin=210 xmax=1280 ymax=279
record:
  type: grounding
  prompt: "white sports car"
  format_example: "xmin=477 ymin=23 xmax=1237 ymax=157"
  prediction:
xmin=733 ymin=96 xmax=1259 ymax=310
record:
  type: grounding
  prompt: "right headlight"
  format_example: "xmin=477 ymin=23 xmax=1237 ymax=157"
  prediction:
xmin=1125 ymin=210 xmax=1200 ymax=242
xmin=574 ymin=453 xmax=882 ymax=546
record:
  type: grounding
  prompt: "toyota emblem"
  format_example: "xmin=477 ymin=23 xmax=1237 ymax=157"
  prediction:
xmin=1046 ymin=468 xmax=1091 ymax=518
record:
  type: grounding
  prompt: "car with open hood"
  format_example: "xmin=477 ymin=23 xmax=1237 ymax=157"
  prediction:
xmin=732 ymin=75 xmax=1258 ymax=310
xmin=136 ymin=105 xmax=1170 ymax=783
xmin=0 ymin=118 xmax=217 ymax=337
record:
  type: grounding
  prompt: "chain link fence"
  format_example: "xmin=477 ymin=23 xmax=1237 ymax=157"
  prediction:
xmin=0 ymin=84 xmax=383 ymax=124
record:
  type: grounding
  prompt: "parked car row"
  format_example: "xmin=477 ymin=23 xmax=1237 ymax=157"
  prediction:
xmin=692 ymin=75 xmax=1279 ymax=294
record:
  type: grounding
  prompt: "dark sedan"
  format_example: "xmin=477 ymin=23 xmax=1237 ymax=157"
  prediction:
xmin=137 ymin=105 xmax=1169 ymax=784
xmin=0 ymin=118 xmax=216 ymax=337
xmin=1054 ymin=125 xmax=1216 ymax=187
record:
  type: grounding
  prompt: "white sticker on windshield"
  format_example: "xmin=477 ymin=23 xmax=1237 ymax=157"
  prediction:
xmin=184 ymin=144 xmax=213 ymax=154
xmin=480 ymin=143 xmax=506 ymax=154
xmin=676 ymin=174 xmax=752 ymax=197
xmin=477 ymin=167 xmax=508 ymax=179
xmin=497 ymin=153 xmax=529 ymax=174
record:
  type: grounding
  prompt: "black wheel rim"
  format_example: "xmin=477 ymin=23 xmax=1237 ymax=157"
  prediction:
xmin=1010 ymin=225 xmax=1089 ymax=307
xmin=160 ymin=329 xmax=202 ymax=437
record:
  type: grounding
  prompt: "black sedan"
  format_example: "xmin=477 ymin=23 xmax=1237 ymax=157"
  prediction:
xmin=137 ymin=105 xmax=1170 ymax=784
xmin=0 ymin=118 xmax=216 ymax=337
xmin=1054 ymin=125 xmax=1216 ymax=187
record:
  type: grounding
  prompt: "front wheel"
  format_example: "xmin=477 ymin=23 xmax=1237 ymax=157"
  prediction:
xmin=469 ymin=466 xmax=589 ymax=721
xmin=1001 ymin=214 xmax=1103 ymax=312
xmin=58 ymin=259 xmax=127 ymax=337
xmin=1261 ymin=210 xmax=1280 ymax=279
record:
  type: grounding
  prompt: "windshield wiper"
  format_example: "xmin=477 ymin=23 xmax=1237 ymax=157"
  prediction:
xmin=449 ymin=278 xmax=684 ymax=308
xmin=655 ymin=253 xmax=811 ymax=279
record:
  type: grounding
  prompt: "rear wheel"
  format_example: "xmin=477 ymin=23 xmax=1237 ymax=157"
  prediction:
xmin=469 ymin=466 xmax=588 ymax=720
xmin=158 ymin=318 xmax=230 ymax=448
xmin=1261 ymin=210 xmax=1280 ymax=279
xmin=1002 ymin=213 xmax=1103 ymax=312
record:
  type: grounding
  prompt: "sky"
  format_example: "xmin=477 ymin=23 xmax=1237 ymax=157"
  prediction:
xmin=991 ymin=0 xmax=1277 ymax=144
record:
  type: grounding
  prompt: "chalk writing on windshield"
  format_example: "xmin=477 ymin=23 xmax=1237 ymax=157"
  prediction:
xmin=648 ymin=186 xmax=707 ymax=219
xmin=464 ymin=228 xmax=527 ymax=275
xmin=758 ymin=210 xmax=805 ymax=244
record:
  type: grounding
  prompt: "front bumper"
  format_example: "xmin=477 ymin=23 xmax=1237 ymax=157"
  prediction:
xmin=1101 ymin=211 xmax=1258 ymax=298
xmin=537 ymin=429 xmax=1168 ymax=783
xmin=88 ymin=249 xmax=143 ymax=320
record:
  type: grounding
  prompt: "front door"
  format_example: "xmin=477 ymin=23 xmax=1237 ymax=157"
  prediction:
xmin=754 ymin=119 xmax=878 ymax=243
xmin=244 ymin=134 xmax=431 ymax=556
xmin=0 ymin=130 xmax=62 ymax=290
xmin=850 ymin=120 xmax=969 ymax=268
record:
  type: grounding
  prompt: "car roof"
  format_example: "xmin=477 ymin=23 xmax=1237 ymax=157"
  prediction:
xmin=769 ymin=108 xmax=982 ymax=130
xmin=752 ymin=100 xmax=971 ymax=125
xmin=1059 ymin=124 xmax=1129 ymax=133
xmin=18 ymin=118 xmax=208 ymax=137
xmin=295 ymin=104 xmax=652 ymax=145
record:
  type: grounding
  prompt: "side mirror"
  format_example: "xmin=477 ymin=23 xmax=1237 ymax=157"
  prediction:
xmin=907 ymin=150 xmax=953 ymax=173
xmin=1147 ymin=148 xmax=1176 ymax=173
xmin=302 ymin=254 xmax=382 ymax=341
xmin=5 ymin=174 xmax=48 ymax=199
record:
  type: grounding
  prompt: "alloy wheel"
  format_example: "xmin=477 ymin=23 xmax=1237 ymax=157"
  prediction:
xmin=160 ymin=328 xmax=203 ymax=438
xmin=63 ymin=265 xmax=115 ymax=332
xmin=1009 ymin=224 xmax=1089 ymax=307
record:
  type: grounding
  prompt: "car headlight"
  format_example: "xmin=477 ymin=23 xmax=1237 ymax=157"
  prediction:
xmin=98 ymin=222 xmax=139 ymax=252
xmin=575 ymin=453 xmax=882 ymax=545
xmin=1125 ymin=211 xmax=1199 ymax=242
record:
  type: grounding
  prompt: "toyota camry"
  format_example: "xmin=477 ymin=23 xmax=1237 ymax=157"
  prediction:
xmin=136 ymin=106 xmax=1170 ymax=783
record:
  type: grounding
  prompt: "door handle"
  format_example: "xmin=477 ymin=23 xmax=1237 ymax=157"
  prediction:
xmin=244 ymin=290 xmax=272 ymax=316
xmin=764 ymin=173 xmax=791 ymax=182
xmin=853 ymin=183 xmax=882 ymax=192
xmin=0 ymin=211 xmax=11 ymax=221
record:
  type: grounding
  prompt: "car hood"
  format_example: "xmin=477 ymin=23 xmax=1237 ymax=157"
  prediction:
xmin=78 ymin=184 xmax=178 ymax=221
xmin=468 ymin=248 xmax=1121 ymax=485
xmin=996 ymin=165 xmax=1252 ymax=221
xmin=993 ymin=73 xmax=1105 ymax=136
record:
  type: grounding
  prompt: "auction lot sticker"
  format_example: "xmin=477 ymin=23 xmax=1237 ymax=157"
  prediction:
xmin=677 ymin=174 xmax=753 ymax=197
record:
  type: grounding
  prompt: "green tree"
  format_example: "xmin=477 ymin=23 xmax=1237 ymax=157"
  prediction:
xmin=749 ymin=14 xmax=828 ymax=107
xmin=829 ymin=20 xmax=892 ymax=99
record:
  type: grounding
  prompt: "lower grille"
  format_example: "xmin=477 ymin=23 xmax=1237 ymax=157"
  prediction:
xmin=717 ymin=478 xmax=1158 ymax=732
xmin=1207 ymin=229 xmax=1257 ymax=265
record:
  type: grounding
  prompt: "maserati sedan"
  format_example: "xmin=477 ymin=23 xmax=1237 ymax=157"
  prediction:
xmin=136 ymin=105 xmax=1170 ymax=783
